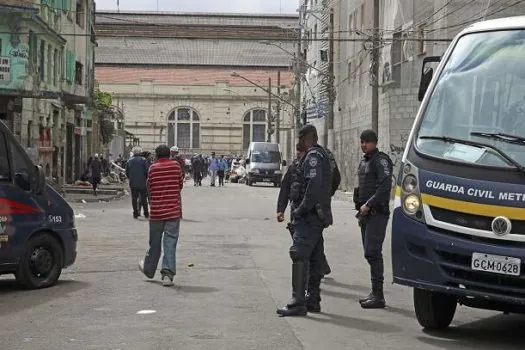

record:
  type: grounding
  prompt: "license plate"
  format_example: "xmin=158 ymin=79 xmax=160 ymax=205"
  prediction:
xmin=0 ymin=235 xmax=8 ymax=242
xmin=471 ymin=252 xmax=521 ymax=276
xmin=263 ymin=178 xmax=270 ymax=182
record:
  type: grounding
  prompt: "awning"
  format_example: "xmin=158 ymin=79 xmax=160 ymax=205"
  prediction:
xmin=63 ymin=93 xmax=88 ymax=105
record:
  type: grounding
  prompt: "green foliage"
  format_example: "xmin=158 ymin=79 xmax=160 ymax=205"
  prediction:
xmin=93 ymin=89 xmax=121 ymax=145
xmin=94 ymin=89 xmax=112 ymax=109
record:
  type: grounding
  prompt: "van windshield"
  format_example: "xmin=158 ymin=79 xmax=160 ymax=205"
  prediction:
xmin=416 ymin=29 xmax=525 ymax=169
xmin=251 ymin=150 xmax=280 ymax=163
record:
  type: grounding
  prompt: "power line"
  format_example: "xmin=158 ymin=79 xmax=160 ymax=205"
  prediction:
xmin=427 ymin=0 xmax=524 ymax=34
xmin=0 ymin=32 xmax=454 ymax=42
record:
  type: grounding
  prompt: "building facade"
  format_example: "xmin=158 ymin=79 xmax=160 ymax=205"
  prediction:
xmin=329 ymin=0 xmax=525 ymax=191
xmin=95 ymin=11 xmax=297 ymax=160
xmin=0 ymin=0 xmax=96 ymax=184
xmin=300 ymin=0 xmax=332 ymax=142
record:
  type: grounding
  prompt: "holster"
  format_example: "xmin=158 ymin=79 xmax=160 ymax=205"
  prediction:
xmin=353 ymin=187 xmax=360 ymax=210
xmin=286 ymin=222 xmax=294 ymax=237
xmin=315 ymin=203 xmax=326 ymax=222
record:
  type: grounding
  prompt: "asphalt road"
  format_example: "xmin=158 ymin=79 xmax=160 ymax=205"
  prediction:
xmin=1 ymin=179 xmax=524 ymax=350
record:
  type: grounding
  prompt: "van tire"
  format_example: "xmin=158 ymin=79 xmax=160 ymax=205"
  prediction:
xmin=414 ymin=288 xmax=457 ymax=330
xmin=16 ymin=234 xmax=63 ymax=289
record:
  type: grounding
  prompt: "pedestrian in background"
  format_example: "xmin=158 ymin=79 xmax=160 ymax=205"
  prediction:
xmin=90 ymin=154 xmax=102 ymax=196
xmin=126 ymin=146 xmax=149 ymax=219
xmin=170 ymin=146 xmax=185 ymax=172
xmin=353 ymin=129 xmax=393 ymax=309
xmin=139 ymin=144 xmax=184 ymax=287
xmin=217 ymin=155 xmax=228 ymax=186
xmin=208 ymin=152 xmax=219 ymax=186
xmin=192 ymin=154 xmax=203 ymax=186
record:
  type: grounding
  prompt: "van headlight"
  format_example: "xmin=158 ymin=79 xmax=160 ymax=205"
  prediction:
xmin=274 ymin=170 xmax=281 ymax=174
xmin=402 ymin=175 xmax=418 ymax=193
xmin=404 ymin=194 xmax=420 ymax=214
xmin=252 ymin=169 xmax=260 ymax=174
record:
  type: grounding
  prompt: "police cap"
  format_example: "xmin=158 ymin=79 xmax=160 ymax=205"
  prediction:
xmin=298 ymin=124 xmax=318 ymax=139
xmin=360 ymin=129 xmax=378 ymax=142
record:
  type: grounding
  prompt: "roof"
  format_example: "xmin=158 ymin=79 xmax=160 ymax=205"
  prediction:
xmin=95 ymin=10 xmax=298 ymax=28
xmin=95 ymin=67 xmax=295 ymax=86
xmin=460 ymin=15 xmax=525 ymax=35
xmin=95 ymin=37 xmax=296 ymax=67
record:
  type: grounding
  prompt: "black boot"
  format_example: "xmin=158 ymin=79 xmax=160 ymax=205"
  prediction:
xmin=306 ymin=292 xmax=321 ymax=313
xmin=359 ymin=290 xmax=374 ymax=304
xmin=277 ymin=261 xmax=308 ymax=317
xmin=360 ymin=287 xmax=386 ymax=309
xmin=322 ymin=256 xmax=331 ymax=277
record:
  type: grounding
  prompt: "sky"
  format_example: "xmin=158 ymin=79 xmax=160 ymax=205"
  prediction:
xmin=95 ymin=0 xmax=298 ymax=14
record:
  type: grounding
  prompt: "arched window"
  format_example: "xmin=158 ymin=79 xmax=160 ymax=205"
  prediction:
xmin=167 ymin=107 xmax=200 ymax=149
xmin=242 ymin=109 xmax=267 ymax=151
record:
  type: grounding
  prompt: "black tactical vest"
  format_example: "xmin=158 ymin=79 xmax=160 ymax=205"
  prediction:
xmin=296 ymin=145 xmax=334 ymax=226
xmin=358 ymin=150 xmax=388 ymax=204
xmin=289 ymin=158 xmax=304 ymax=205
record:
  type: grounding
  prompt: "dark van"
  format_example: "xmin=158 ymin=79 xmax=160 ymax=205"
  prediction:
xmin=0 ymin=120 xmax=77 ymax=289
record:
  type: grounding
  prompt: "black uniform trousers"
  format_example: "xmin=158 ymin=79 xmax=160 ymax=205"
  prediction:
xmin=291 ymin=216 xmax=325 ymax=302
xmin=360 ymin=212 xmax=389 ymax=290
xmin=131 ymin=188 xmax=149 ymax=217
xmin=193 ymin=171 xmax=202 ymax=186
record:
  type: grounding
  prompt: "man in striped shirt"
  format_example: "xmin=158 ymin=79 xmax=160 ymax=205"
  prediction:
xmin=138 ymin=144 xmax=184 ymax=286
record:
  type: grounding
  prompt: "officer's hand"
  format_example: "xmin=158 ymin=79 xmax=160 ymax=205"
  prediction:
xmin=360 ymin=204 xmax=370 ymax=215
xmin=277 ymin=212 xmax=285 ymax=222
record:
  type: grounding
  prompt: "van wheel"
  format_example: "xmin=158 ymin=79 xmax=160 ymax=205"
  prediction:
xmin=414 ymin=288 xmax=457 ymax=330
xmin=16 ymin=234 xmax=63 ymax=289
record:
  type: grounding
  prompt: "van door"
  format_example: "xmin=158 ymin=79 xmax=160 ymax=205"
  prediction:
xmin=0 ymin=131 xmax=44 ymax=264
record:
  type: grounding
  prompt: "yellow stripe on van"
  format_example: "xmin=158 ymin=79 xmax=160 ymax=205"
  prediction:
xmin=421 ymin=193 xmax=525 ymax=220
xmin=395 ymin=185 xmax=401 ymax=197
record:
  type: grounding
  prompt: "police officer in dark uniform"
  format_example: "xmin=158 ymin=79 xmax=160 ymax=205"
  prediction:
xmin=277 ymin=124 xmax=333 ymax=317
xmin=353 ymin=129 xmax=393 ymax=309
xmin=277 ymin=142 xmax=307 ymax=224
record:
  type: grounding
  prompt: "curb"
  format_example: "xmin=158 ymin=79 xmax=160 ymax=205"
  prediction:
xmin=67 ymin=191 xmax=128 ymax=203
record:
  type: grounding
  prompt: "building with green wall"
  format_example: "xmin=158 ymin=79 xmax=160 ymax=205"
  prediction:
xmin=0 ymin=0 xmax=96 ymax=184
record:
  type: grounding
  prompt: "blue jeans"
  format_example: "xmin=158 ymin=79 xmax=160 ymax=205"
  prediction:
xmin=143 ymin=219 xmax=180 ymax=278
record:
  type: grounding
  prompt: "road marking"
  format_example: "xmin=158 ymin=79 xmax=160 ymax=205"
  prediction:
xmin=136 ymin=310 xmax=156 ymax=315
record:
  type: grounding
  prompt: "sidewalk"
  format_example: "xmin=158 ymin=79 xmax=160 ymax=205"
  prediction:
xmin=61 ymin=183 xmax=129 ymax=203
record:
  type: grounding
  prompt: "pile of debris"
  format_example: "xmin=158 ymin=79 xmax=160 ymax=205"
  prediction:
xmin=74 ymin=161 xmax=127 ymax=186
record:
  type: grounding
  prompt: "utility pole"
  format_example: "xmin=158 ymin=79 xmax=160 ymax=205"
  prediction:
xmin=267 ymin=77 xmax=272 ymax=143
xmin=371 ymin=0 xmax=380 ymax=133
xmin=325 ymin=9 xmax=335 ymax=148
xmin=276 ymin=71 xmax=281 ymax=144
xmin=294 ymin=13 xmax=303 ymax=131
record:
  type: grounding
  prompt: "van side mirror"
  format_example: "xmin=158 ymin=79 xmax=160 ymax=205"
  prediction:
xmin=34 ymin=165 xmax=46 ymax=194
xmin=282 ymin=160 xmax=287 ymax=167
xmin=245 ymin=158 xmax=250 ymax=165
xmin=14 ymin=170 xmax=31 ymax=191
xmin=418 ymin=56 xmax=441 ymax=102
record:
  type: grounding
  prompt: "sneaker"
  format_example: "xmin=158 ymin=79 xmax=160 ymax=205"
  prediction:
xmin=138 ymin=260 xmax=154 ymax=279
xmin=162 ymin=275 xmax=174 ymax=287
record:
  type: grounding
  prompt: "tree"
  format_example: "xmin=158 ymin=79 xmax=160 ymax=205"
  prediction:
xmin=93 ymin=89 xmax=122 ymax=145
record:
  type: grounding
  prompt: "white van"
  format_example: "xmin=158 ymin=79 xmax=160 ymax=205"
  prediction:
xmin=245 ymin=142 xmax=286 ymax=187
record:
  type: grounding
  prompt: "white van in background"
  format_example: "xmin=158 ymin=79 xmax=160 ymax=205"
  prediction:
xmin=245 ymin=142 xmax=287 ymax=187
